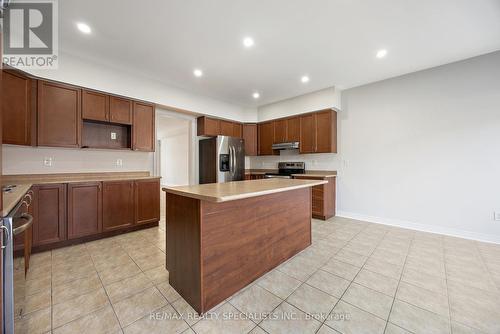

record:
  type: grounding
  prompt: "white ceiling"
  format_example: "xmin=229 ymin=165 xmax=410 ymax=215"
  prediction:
xmin=59 ymin=0 xmax=500 ymax=107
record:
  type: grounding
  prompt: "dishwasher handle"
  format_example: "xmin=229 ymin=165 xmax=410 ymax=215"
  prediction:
xmin=12 ymin=213 xmax=34 ymax=236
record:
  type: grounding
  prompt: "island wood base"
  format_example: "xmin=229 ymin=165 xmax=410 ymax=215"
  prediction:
xmin=166 ymin=187 xmax=312 ymax=313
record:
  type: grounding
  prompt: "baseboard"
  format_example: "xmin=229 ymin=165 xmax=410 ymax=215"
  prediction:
xmin=337 ymin=211 xmax=500 ymax=245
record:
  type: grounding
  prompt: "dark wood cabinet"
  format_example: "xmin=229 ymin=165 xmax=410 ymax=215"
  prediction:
xmin=82 ymin=90 xmax=108 ymax=122
xmin=315 ymin=110 xmax=337 ymax=153
xmin=219 ymin=120 xmax=234 ymax=136
xmin=135 ymin=179 xmax=160 ymax=225
xmin=258 ymin=121 xmax=275 ymax=156
xmin=286 ymin=116 xmax=300 ymax=142
xmin=102 ymin=181 xmax=135 ymax=232
xmin=273 ymin=119 xmax=287 ymax=144
xmin=37 ymin=81 xmax=81 ymax=148
xmin=299 ymin=114 xmax=315 ymax=153
xmin=233 ymin=123 xmax=243 ymax=138
xmin=2 ymin=70 xmax=36 ymax=146
xmin=294 ymin=175 xmax=336 ymax=220
xmin=197 ymin=116 xmax=220 ymax=136
xmin=67 ymin=182 xmax=102 ymax=239
xmin=242 ymin=124 xmax=258 ymax=156
xmin=300 ymin=110 xmax=337 ymax=154
xmin=32 ymin=184 xmax=67 ymax=246
xmin=109 ymin=96 xmax=133 ymax=125
xmin=132 ymin=101 xmax=155 ymax=152
xmin=197 ymin=116 xmax=243 ymax=138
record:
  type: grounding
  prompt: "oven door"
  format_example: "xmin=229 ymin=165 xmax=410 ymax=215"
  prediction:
xmin=264 ymin=174 xmax=292 ymax=179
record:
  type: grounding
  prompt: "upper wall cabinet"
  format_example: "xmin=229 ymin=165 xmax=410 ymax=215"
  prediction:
xmin=197 ymin=116 xmax=243 ymax=138
xmin=273 ymin=119 xmax=287 ymax=144
xmin=258 ymin=121 xmax=275 ymax=156
xmin=109 ymin=96 xmax=133 ymax=125
xmin=286 ymin=116 xmax=300 ymax=142
xmin=132 ymin=101 xmax=155 ymax=152
xmin=2 ymin=70 xmax=37 ymax=146
xmin=242 ymin=124 xmax=257 ymax=156
xmin=300 ymin=110 xmax=337 ymax=154
xmin=37 ymin=80 xmax=82 ymax=148
xmin=82 ymin=90 xmax=109 ymax=122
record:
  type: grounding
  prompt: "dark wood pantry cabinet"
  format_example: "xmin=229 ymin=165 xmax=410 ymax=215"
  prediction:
xmin=67 ymin=182 xmax=102 ymax=239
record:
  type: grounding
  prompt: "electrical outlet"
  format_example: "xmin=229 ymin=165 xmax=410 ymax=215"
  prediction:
xmin=110 ymin=132 xmax=117 ymax=140
xmin=494 ymin=212 xmax=500 ymax=221
xmin=43 ymin=157 xmax=53 ymax=167
xmin=116 ymin=159 xmax=123 ymax=167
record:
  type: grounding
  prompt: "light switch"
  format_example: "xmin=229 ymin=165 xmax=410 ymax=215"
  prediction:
xmin=116 ymin=159 xmax=123 ymax=167
xmin=111 ymin=132 xmax=117 ymax=140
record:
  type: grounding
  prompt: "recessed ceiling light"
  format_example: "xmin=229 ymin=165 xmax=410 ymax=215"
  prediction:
xmin=193 ymin=69 xmax=203 ymax=77
xmin=76 ymin=22 xmax=92 ymax=34
xmin=301 ymin=76 xmax=310 ymax=83
xmin=243 ymin=37 xmax=255 ymax=48
xmin=376 ymin=49 xmax=387 ymax=58
xmin=252 ymin=92 xmax=260 ymax=99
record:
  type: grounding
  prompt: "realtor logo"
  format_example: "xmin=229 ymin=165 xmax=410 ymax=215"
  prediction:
xmin=2 ymin=0 xmax=58 ymax=69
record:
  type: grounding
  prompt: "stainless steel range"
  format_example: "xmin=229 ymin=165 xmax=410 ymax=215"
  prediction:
xmin=264 ymin=162 xmax=305 ymax=179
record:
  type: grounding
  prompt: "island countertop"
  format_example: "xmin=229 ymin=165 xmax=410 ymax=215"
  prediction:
xmin=162 ymin=178 xmax=327 ymax=202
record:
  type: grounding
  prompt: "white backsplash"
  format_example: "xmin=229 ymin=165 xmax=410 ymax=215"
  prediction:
xmin=248 ymin=150 xmax=340 ymax=171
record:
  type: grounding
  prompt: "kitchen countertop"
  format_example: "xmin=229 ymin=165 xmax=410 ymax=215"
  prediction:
xmin=2 ymin=184 xmax=32 ymax=217
xmin=2 ymin=172 xmax=160 ymax=217
xmin=2 ymin=171 xmax=160 ymax=185
xmin=162 ymin=178 xmax=326 ymax=202
xmin=245 ymin=169 xmax=337 ymax=178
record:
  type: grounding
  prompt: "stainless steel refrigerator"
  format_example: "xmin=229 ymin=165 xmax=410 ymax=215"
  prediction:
xmin=199 ymin=136 xmax=245 ymax=184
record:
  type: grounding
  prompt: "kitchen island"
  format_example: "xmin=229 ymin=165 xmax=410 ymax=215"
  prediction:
xmin=162 ymin=178 xmax=327 ymax=313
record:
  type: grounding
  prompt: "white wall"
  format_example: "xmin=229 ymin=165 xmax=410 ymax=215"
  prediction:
xmin=2 ymin=145 xmax=153 ymax=175
xmin=28 ymin=52 xmax=258 ymax=122
xmin=338 ymin=51 xmax=500 ymax=243
xmin=257 ymin=87 xmax=341 ymax=122
xmin=159 ymin=129 xmax=190 ymax=186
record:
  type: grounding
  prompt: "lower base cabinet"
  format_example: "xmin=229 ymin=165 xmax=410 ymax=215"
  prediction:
xmin=68 ymin=182 xmax=102 ymax=239
xmin=102 ymin=180 xmax=135 ymax=232
xmin=293 ymin=175 xmax=336 ymax=220
xmin=135 ymin=179 xmax=160 ymax=225
xmin=32 ymin=184 xmax=67 ymax=247
xmin=19 ymin=178 xmax=160 ymax=252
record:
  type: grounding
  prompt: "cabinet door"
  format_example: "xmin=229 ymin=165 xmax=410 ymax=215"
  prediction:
xmin=273 ymin=119 xmax=287 ymax=144
xmin=258 ymin=122 xmax=274 ymax=155
xmin=2 ymin=70 xmax=36 ymax=146
xmin=135 ymin=179 xmax=160 ymax=225
xmin=67 ymin=182 xmax=102 ymax=239
xmin=233 ymin=123 xmax=243 ymax=138
xmin=32 ymin=184 xmax=67 ymax=246
xmin=197 ymin=116 xmax=219 ymax=136
xmin=132 ymin=101 xmax=155 ymax=152
xmin=299 ymin=114 xmax=315 ymax=153
xmin=286 ymin=116 xmax=300 ymax=142
xmin=82 ymin=90 xmax=109 ymax=122
xmin=242 ymin=124 xmax=257 ymax=156
xmin=219 ymin=120 xmax=234 ymax=136
xmin=102 ymin=181 xmax=135 ymax=232
xmin=315 ymin=110 xmax=337 ymax=153
xmin=38 ymin=81 xmax=81 ymax=148
xmin=109 ymin=96 xmax=133 ymax=125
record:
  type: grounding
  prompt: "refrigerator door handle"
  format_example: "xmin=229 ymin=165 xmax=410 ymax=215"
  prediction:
xmin=229 ymin=146 xmax=234 ymax=174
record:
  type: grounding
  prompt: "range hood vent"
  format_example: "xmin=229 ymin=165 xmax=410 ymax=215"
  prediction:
xmin=271 ymin=142 xmax=299 ymax=150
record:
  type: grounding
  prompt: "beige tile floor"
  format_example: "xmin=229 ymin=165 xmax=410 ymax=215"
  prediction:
xmin=14 ymin=195 xmax=500 ymax=334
